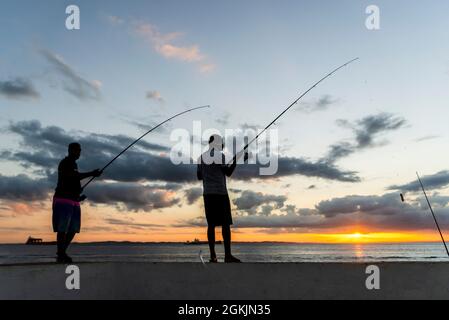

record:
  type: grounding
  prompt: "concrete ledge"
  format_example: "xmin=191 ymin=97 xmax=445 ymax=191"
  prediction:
xmin=1 ymin=262 xmax=448 ymax=300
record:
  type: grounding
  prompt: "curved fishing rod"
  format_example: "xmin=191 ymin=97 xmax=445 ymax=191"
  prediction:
xmin=416 ymin=172 xmax=449 ymax=258
xmin=229 ymin=57 xmax=359 ymax=164
xmin=81 ymin=105 xmax=210 ymax=191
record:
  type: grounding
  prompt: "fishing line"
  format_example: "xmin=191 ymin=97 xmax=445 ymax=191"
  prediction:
xmin=228 ymin=57 xmax=359 ymax=165
xmin=416 ymin=172 xmax=449 ymax=258
xmin=81 ymin=105 xmax=210 ymax=192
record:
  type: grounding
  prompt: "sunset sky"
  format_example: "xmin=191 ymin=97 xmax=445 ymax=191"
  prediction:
xmin=1 ymin=0 xmax=449 ymax=243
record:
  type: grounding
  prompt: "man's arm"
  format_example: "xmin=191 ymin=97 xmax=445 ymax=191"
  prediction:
xmin=60 ymin=164 xmax=101 ymax=180
xmin=197 ymin=164 xmax=203 ymax=180
xmin=79 ymin=170 xmax=102 ymax=180
xmin=223 ymin=159 xmax=237 ymax=177
xmin=59 ymin=161 xmax=79 ymax=179
xmin=223 ymin=152 xmax=248 ymax=177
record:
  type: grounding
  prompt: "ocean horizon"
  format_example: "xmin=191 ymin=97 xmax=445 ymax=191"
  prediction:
xmin=1 ymin=242 xmax=448 ymax=265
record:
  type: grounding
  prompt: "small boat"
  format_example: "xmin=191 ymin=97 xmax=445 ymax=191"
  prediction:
xmin=25 ymin=236 xmax=56 ymax=245
xmin=184 ymin=238 xmax=222 ymax=245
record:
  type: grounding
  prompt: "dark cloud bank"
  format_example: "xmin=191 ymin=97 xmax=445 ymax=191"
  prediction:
xmin=0 ymin=111 xmax=431 ymax=233
xmin=0 ymin=120 xmax=364 ymax=212
xmin=181 ymin=189 xmax=449 ymax=232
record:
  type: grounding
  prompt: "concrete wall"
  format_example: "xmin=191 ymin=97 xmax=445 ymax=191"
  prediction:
xmin=1 ymin=262 xmax=448 ymax=300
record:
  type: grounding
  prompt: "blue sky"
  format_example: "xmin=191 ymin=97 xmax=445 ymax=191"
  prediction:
xmin=1 ymin=0 xmax=449 ymax=242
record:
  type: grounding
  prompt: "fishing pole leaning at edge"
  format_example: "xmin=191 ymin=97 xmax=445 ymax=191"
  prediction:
xmin=80 ymin=105 xmax=211 ymax=192
xmin=227 ymin=57 xmax=360 ymax=165
xmin=416 ymin=172 xmax=449 ymax=258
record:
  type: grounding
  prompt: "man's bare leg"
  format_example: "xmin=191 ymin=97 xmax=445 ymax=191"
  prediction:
xmin=56 ymin=232 xmax=73 ymax=263
xmin=56 ymin=232 xmax=66 ymax=256
xmin=222 ymin=224 xmax=241 ymax=263
xmin=64 ymin=232 xmax=76 ymax=252
xmin=207 ymin=225 xmax=217 ymax=262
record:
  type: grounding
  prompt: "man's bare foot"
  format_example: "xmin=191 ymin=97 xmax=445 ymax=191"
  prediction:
xmin=210 ymin=252 xmax=218 ymax=263
xmin=224 ymin=255 xmax=241 ymax=263
xmin=56 ymin=253 xmax=73 ymax=264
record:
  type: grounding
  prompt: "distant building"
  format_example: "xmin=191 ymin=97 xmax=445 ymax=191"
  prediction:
xmin=26 ymin=237 xmax=43 ymax=245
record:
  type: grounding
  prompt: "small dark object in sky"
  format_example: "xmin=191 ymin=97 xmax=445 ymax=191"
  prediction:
xmin=400 ymin=193 xmax=405 ymax=202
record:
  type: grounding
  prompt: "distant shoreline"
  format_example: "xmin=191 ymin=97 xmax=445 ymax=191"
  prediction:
xmin=0 ymin=241 xmax=444 ymax=245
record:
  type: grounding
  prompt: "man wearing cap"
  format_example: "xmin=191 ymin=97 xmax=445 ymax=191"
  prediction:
xmin=197 ymin=134 xmax=247 ymax=263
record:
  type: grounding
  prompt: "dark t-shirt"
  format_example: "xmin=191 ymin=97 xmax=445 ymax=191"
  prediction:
xmin=197 ymin=150 xmax=228 ymax=195
xmin=54 ymin=157 xmax=81 ymax=201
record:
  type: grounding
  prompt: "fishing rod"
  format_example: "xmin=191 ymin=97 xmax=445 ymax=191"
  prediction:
xmin=228 ymin=57 xmax=359 ymax=165
xmin=416 ymin=172 xmax=449 ymax=258
xmin=81 ymin=105 xmax=210 ymax=191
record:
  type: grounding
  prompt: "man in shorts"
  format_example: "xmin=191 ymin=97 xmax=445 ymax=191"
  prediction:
xmin=53 ymin=142 xmax=102 ymax=263
xmin=197 ymin=134 xmax=247 ymax=263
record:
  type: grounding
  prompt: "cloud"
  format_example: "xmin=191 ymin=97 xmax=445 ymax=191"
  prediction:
xmin=0 ymin=202 xmax=44 ymax=216
xmin=0 ymin=174 xmax=51 ymax=201
xmin=0 ymin=119 xmax=366 ymax=213
xmin=1 ymin=120 xmax=361 ymax=212
xmin=0 ymin=172 xmax=182 ymax=213
xmin=6 ymin=117 xmax=449 ymax=230
xmin=118 ymin=113 xmax=171 ymax=134
xmin=8 ymin=120 xmax=169 ymax=154
xmin=130 ymin=119 xmax=170 ymax=134
xmin=104 ymin=217 xmax=164 ymax=230
xmin=354 ymin=113 xmax=406 ymax=148
xmin=146 ymin=90 xmax=164 ymax=103
xmin=40 ymin=49 xmax=101 ymax=101
xmin=414 ymin=135 xmax=440 ymax=142
xmin=134 ymin=22 xmax=215 ymax=73
xmin=309 ymin=192 xmax=444 ymax=231
xmin=315 ymin=193 xmax=402 ymax=218
xmin=180 ymin=189 xmax=448 ymax=232
xmin=234 ymin=157 xmax=361 ymax=183
xmin=240 ymin=123 xmax=260 ymax=131
xmin=323 ymin=142 xmax=353 ymax=162
xmin=297 ymin=94 xmax=339 ymax=113
xmin=215 ymin=112 xmax=231 ymax=126
xmin=0 ymin=78 xmax=40 ymax=100
xmin=232 ymin=190 xmax=287 ymax=215
xmin=3 ymin=120 xmax=189 ymax=185
xmin=184 ymin=187 xmax=202 ymax=205
xmin=135 ymin=23 xmax=194 ymax=60
xmin=156 ymin=43 xmax=204 ymax=62
xmin=87 ymin=182 xmax=180 ymax=212
xmin=4 ymin=120 xmax=361 ymax=184
xmin=388 ymin=171 xmax=449 ymax=192
xmin=324 ymin=113 xmax=406 ymax=163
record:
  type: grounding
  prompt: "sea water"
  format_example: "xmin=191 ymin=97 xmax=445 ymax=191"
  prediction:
xmin=0 ymin=242 xmax=447 ymax=265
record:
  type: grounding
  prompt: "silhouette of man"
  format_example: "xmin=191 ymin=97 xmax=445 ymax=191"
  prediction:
xmin=52 ymin=142 xmax=102 ymax=263
xmin=197 ymin=134 xmax=247 ymax=263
